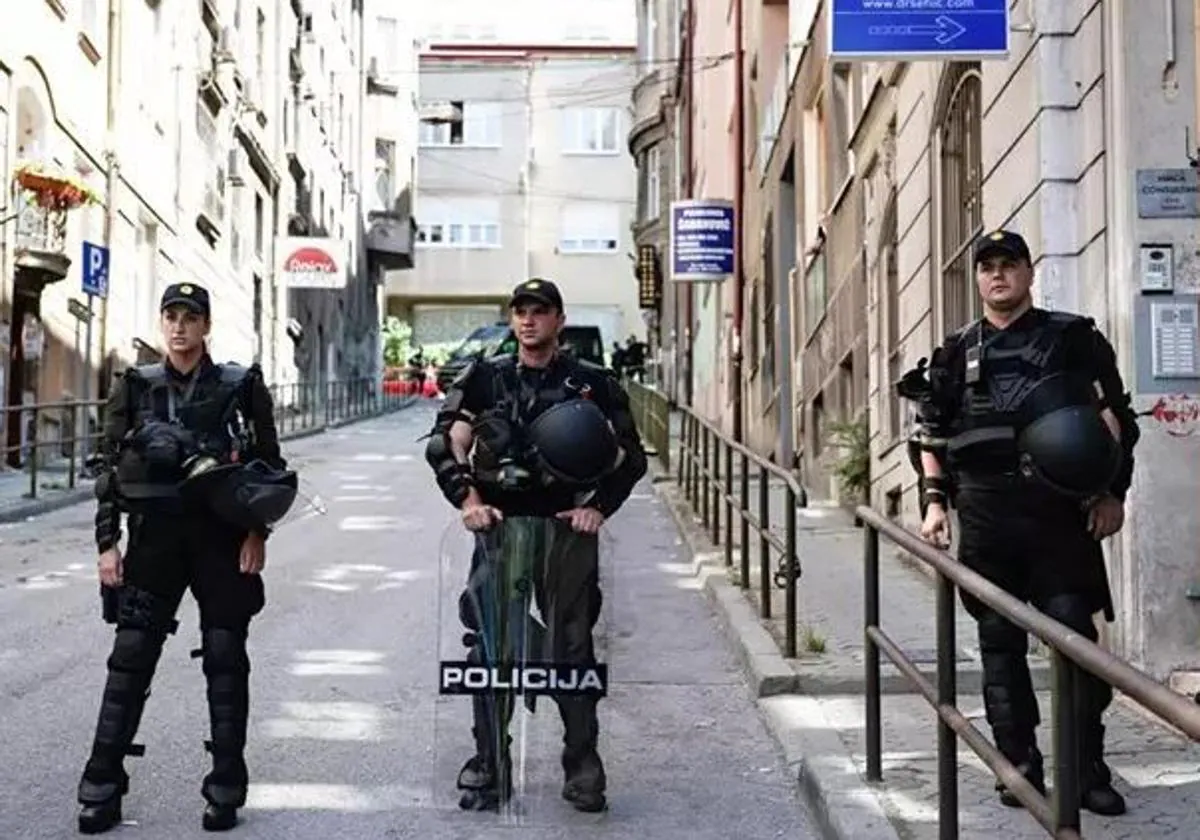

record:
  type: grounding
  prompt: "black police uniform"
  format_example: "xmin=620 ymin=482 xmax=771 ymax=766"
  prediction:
xmin=77 ymin=283 xmax=286 ymax=834
xmin=424 ymin=279 xmax=648 ymax=813
xmin=899 ymin=231 xmax=1139 ymax=816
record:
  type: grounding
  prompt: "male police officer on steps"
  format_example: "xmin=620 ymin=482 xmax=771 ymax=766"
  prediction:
xmin=77 ymin=282 xmax=294 ymax=834
xmin=898 ymin=230 xmax=1139 ymax=816
xmin=424 ymin=278 xmax=648 ymax=814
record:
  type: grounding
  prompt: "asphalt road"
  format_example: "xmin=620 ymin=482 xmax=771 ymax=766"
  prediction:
xmin=0 ymin=405 xmax=821 ymax=839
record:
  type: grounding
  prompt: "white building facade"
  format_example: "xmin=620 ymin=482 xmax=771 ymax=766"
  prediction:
xmin=0 ymin=0 xmax=380 ymax=465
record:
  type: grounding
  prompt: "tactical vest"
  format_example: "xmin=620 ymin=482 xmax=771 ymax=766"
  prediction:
xmin=113 ymin=362 xmax=254 ymax=508
xmin=945 ymin=311 xmax=1087 ymax=471
xmin=471 ymin=355 xmax=596 ymax=490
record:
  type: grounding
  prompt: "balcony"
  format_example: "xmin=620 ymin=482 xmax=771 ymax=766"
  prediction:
xmin=365 ymin=185 xmax=415 ymax=271
xmin=13 ymin=201 xmax=72 ymax=284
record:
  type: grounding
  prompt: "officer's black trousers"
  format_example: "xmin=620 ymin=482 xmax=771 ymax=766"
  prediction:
xmin=955 ymin=486 xmax=1115 ymax=769
xmin=78 ymin=514 xmax=265 ymax=809
xmin=458 ymin=520 xmax=603 ymax=770
xmin=966 ymin=593 xmax=1113 ymax=764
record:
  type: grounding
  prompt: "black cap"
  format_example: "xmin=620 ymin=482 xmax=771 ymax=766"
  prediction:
xmin=508 ymin=278 xmax=563 ymax=310
xmin=160 ymin=282 xmax=211 ymax=316
xmin=973 ymin=229 xmax=1032 ymax=265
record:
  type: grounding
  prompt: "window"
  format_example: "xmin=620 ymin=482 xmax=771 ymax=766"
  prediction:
xmin=881 ymin=190 xmax=901 ymax=441
xmin=418 ymin=101 xmax=502 ymax=147
xmin=559 ymin=203 xmax=620 ymax=253
xmin=254 ymin=193 xmax=264 ymax=258
xmin=561 ymin=107 xmax=620 ymax=154
xmin=936 ymin=63 xmax=983 ymax=333
xmin=639 ymin=146 xmax=660 ymax=221
xmin=376 ymin=16 xmax=399 ymax=72
xmin=415 ymin=197 xmax=501 ymax=248
xmin=252 ymin=274 xmax=263 ymax=363
xmin=375 ymin=138 xmax=396 ymax=211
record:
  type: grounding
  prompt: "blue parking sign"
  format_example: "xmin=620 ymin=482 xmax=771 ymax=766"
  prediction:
xmin=82 ymin=241 xmax=109 ymax=299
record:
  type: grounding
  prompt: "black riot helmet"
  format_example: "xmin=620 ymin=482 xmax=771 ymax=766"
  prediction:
xmin=526 ymin=398 xmax=619 ymax=486
xmin=1015 ymin=372 xmax=1122 ymax=499
xmin=180 ymin=459 xmax=300 ymax=532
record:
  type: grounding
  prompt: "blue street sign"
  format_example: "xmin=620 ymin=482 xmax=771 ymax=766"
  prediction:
xmin=829 ymin=0 xmax=1009 ymax=61
xmin=81 ymin=240 xmax=109 ymax=299
xmin=670 ymin=199 xmax=735 ymax=282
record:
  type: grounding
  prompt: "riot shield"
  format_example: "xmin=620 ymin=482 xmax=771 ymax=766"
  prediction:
xmin=433 ymin=514 xmax=617 ymax=824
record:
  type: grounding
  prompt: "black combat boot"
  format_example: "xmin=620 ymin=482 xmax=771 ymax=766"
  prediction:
xmin=77 ymin=629 xmax=162 ymax=834
xmin=456 ymin=727 xmax=513 ymax=811
xmin=995 ymin=743 xmax=1046 ymax=808
xmin=559 ymin=699 xmax=606 ymax=813
xmin=199 ymin=630 xmax=251 ymax=832
xmin=1079 ymin=725 xmax=1126 ymax=816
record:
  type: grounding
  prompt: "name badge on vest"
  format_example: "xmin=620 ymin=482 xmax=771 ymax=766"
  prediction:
xmin=965 ymin=344 xmax=982 ymax=384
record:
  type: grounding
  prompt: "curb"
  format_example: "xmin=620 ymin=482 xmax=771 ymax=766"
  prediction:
xmin=649 ymin=468 xmax=903 ymax=840
xmin=0 ymin=399 xmax=419 ymax=525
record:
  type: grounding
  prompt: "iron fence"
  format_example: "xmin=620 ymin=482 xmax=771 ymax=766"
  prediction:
xmin=0 ymin=377 xmax=412 ymax=501
xmin=857 ymin=504 xmax=1200 ymax=839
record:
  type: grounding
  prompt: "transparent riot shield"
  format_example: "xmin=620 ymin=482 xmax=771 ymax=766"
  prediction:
xmin=433 ymin=513 xmax=617 ymax=825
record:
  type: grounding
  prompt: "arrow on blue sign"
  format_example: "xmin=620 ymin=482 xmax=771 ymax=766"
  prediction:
xmin=867 ymin=15 xmax=966 ymax=46
xmin=829 ymin=0 xmax=1010 ymax=61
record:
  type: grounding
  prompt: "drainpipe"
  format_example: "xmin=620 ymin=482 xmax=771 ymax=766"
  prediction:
xmin=683 ymin=0 xmax=695 ymax=406
xmin=98 ymin=0 xmax=122 ymax=402
xmin=731 ymin=0 xmax=745 ymax=443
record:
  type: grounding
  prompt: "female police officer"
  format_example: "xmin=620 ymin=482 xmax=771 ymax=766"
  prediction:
xmin=77 ymin=283 xmax=292 ymax=834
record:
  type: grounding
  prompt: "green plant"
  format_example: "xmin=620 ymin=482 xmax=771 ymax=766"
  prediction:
xmin=381 ymin=317 xmax=414 ymax=368
xmin=826 ymin=416 xmax=870 ymax=502
xmin=802 ymin=625 xmax=827 ymax=654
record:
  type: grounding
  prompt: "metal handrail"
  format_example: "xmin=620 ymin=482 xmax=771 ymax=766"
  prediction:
xmin=624 ymin=378 xmax=671 ymax=472
xmin=675 ymin=404 xmax=808 ymax=657
xmin=857 ymin=504 xmax=1200 ymax=839
xmin=0 ymin=377 xmax=412 ymax=502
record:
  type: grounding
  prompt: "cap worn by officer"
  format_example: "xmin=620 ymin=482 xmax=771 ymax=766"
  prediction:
xmin=508 ymin=278 xmax=563 ymax=311
xmin=160 ymin=282 xmax=211 ymax=317
xmin=973 ymin=229 xmax=1031 ymax=266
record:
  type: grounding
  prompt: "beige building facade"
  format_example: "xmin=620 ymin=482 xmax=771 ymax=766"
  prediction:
xmin=673 ymin=0 xmax=1200 ymax=682
xmin=398 ymin=45 xmax=641 ymax=350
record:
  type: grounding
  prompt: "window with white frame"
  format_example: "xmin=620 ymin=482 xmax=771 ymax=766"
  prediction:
xmin=561 ymin=107 xmax=620 ymax=154
xmin=415 ymin=196 xmax=501 ymax=248
xmin=639 ymin=146 xmax=660 ymax=221
xmin=559 ymin=203 xmax=620 ymax=253
xmin=418 ymin=101 xmax=502 ymax=147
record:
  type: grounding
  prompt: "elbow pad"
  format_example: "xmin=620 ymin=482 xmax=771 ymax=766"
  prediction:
xmin=425 ymin=431 xmax=472 ymax=507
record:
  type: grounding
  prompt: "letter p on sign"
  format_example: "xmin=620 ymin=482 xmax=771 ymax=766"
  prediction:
xmin=82 ymin=241 xmax=109 ymax=299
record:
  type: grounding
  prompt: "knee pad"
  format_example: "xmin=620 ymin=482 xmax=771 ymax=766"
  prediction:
xmin=1038 ymin=594 xmax=1097 ymax=640
xmin=199 ymin=628 xmax=251 ymax=677
xmin=114 ymin=586 xmax=179 ymax=635
xmin=107 ymin=627 xmax=165 ymax=674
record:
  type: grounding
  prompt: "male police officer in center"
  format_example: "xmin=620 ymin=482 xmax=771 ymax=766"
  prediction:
xmin=899 ymin=230 xmax=1139 ymax=816
xmin=77 ymin=282 xmax=288 ymax=834
xmin=425 ymin=278 xmax=648 ymax=814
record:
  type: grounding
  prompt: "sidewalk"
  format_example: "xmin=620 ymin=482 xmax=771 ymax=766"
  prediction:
xmin=652 ymin=412 xmax=1200 ymax=840
xmin=0 ymin=396 xmax=420 ymax=525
